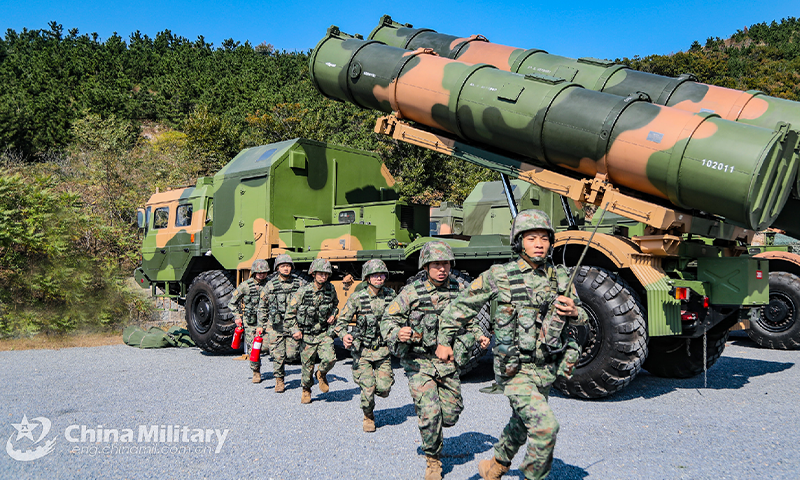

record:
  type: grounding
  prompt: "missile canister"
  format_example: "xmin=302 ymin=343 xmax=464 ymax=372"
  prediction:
xmin=310 ymin=27 xmax=799 ymax=232
xmin=368 ymin=15 xmax=800 ymax=133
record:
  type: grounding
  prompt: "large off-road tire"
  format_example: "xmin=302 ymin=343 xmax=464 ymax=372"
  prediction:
xmin=747 ymin=271 xmax=800 ymax=350
xmin=404 ymin=269 xmax=490 ymax=376
xmin=185 ymin=270 xmax=237 ymax=353
xmin=644 ymin=330 xmax=728 ymax=378
xmin=555 ymin=266 xmax=648 ymax=399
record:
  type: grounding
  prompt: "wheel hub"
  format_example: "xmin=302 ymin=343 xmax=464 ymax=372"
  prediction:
xmin=576 ymin=306 xmax=601 ymax=368
xmin=759 ymin=292 xmax=795 ymax=333
xmin=192 ymin=294 xmax=214 ymax=334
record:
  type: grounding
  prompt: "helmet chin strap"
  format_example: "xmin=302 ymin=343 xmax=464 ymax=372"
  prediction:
xmin=520 ymin=246 xmax=548 ymax=265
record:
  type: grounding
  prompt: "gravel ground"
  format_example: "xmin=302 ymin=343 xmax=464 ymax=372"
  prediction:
xmin=0 ymin=331 xmax=798 ymax=480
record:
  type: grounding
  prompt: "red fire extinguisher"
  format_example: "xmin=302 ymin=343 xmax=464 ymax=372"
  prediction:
xmin=249 ymin=335 xmax=262 ymax=362
xmin=231 ymin=326 xmax=244 ymax=350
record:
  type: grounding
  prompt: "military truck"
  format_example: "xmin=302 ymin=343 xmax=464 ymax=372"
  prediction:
xmin=135 ymin=138 xmax=508 ymax=372
xmin=366 ymin=15 xmax=800 ymax=354
xmin=306 ymin=26 xmax=800 ymax=399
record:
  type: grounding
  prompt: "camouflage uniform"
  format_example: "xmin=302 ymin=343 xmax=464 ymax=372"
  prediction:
xmin=439 ymin=210 xmax=588 ymax=480
xmin=381 ymin=242 xmax=466 ymax=460
xmin=285 ymin=259 xmax=339 ymax=392
xmin=334 ymin=260 xmax=396 ymax=418
xmin=228 ymin=260 xmax=270 ymax=373
xmin=257 ymin=256 xmax=306 ymax=382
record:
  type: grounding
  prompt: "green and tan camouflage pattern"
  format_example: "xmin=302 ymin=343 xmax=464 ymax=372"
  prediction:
xmin=251 ymin=259 xmax=269 ymax=273
xmin=380 ymin=273 xmax=467 ymax=457
xmin=361 ymin=258 xmax=389 ymax=277
xmin=511 ymin=209 xmax=555 ymax=241
xmin=274 ymin=253 xmax=294 ymax=266
xmin=310 ymin=27 xmax=800 ymax=233
xmin=370 ymin=15 xmax=800 ymax=138
xmin=285 ymin=281 xmax=340 ymax=389
xmin=228 ymin=277 xmax=267 ymax=327
xmin=335 ymin=285 xmax=396 ymax=413
xmin=258 ymin=272 xmax=307 ymax=378
xmin=228 ymin=276 xmax=269 ymax=370
xmin=417 ymin=240 xmax=456 ymax=268
xmin=437 ymin=255 xmax=585 ymax=479
xmin=137 ymin=138 xmax=417 ymax=286
xmin=308 ymin=258 xmax=333 ymax=274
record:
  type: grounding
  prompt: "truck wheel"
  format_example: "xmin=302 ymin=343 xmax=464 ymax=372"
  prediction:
xmin=747 ymin=271 xmax=800 ymax=350
xmin=644 ymin=330 xmax=728 ymax=378
xmin=185 ymin=270 xmax=237 ymax=352
xmin=555 ymin=266 xmax=647 ymax=399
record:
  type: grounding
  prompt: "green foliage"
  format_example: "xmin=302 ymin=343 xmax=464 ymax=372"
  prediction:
xmin=621 ymin=17 xmax=800 ymax=101
xmin=2 ymin=17 xmax=798 ymax=335
xmin=0 ymin=170 xmax=147 ymax=337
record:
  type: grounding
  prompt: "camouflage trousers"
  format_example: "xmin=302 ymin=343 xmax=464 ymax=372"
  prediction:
xmin=300 ymin=334 xmax=336 ymax=389
xmin=243 ymin=326 xmax=267 ymax=372
xmin=351 ymin=346 xmax=394 ymax=414
xmin=269 ymin=330 xmax=300 ymax=379
xmin=495 ymin=364 xmax=560 ymax=480
xmin=401 ymin=356 xmax=463 ymax=457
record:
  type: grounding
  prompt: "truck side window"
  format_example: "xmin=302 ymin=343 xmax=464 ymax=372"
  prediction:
xmin=176 ymin=204 xmax=193 ymax=227
xmin=205 ymin=199 xmax=213 ymax=225
xmin=153 ymin=207 xmax=169 ymax=229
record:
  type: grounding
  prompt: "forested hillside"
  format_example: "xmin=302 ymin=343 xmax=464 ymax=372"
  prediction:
xmin=0 ymin=18 xmax=798 ymax=336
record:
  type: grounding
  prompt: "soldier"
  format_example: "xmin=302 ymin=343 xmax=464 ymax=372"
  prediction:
xmin=437 ymin=209 xmax=587 ymax=480
xmin=228 ymin=259 xmax=271 ymax=384
xmin=285 ymin=258 xmax=339 ymax=404
xmin=257 ymin=253 xmax=307 ymax=394
xmin=381 ymin=240 xmax=474 ymax=480
xmin=334 ymin=259 xmax=396 ymax=433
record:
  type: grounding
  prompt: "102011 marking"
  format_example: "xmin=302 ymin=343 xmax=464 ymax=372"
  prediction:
xmin=701 ymin=159 xmax=735 ymax=173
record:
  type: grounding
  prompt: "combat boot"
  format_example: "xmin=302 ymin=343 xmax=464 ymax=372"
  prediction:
xmin=300 ymin=388 xmax=312 ymax=404
xmin=363 ymin=412 xmax=376 ymax=433
xmin=252 ymin=371 xmax=262 ymax=384
xmin=234 ymin=353 xmax=249 ymax=360
xmin=424 ymin=455 xmax=442 ymax=480
xmin=316 ymin=370 xmax=330 ymax=393
xmin=275 ymin=377 xmax=285 ymax=393
xmin=478 ymin=457 xmax=510 ymax=480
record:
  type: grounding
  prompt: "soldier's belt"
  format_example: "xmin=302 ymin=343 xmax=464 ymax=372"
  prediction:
xmin=407 ymin=346 xmax=437 ymax=359
xmin=518 ymin=352 xmax=547 ymax=365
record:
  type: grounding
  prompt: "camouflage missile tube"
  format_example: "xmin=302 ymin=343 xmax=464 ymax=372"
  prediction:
xmin=369 ymin=15 xmax=800 ymax=132
xmin=369 ymin=15 xmax=800 ymax=236
xmin=310 ymin=27 xmax=799 ymax=232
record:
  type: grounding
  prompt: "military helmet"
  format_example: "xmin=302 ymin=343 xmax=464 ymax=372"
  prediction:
xmin=308 ymin=258 xmax=333 ymax=275
xmin=251 ymin=259 xmax=270 ymax=274
xmin=418 ymin=240 xmax=456 ymax=269
xmin=510 ymin=209 xmax=555 ymax=255
xmin=510 ymin=209 xmax=555 ymax=243
xmin=274 ymin=253 xmax=294 ymax=267
xmin=362 ymin=259 xmax=389 ymax=278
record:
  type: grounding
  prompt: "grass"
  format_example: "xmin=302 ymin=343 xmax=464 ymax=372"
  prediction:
xmin=0 ymin=332 xmax=124 ymax=351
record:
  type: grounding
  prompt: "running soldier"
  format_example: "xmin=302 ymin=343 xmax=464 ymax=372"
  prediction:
xmin=229 ymin=259 xmax=271 ymax=384
xmin=381 ymin=241 xmax=477 ymax=480
xmin=335 ymin=259 xmax=396 ymax=433
xmin=257 ymin=253 xmax=307 ymax=393
xmin=437 ymin=209 xmax=587 ymax=480
xmin=285 ymin=258 xmax=339 ymax=404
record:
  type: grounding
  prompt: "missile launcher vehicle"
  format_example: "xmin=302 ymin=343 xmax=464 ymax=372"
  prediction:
xmin=305 ymin=25 xmax=800 ymax=397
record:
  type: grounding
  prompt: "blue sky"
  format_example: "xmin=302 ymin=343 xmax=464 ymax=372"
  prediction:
xmin=1 ymin=0 xmax=797 ymax=60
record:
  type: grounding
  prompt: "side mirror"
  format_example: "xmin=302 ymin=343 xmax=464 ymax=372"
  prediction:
xmin=136 ymin=208 xmax=146 ymax=229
